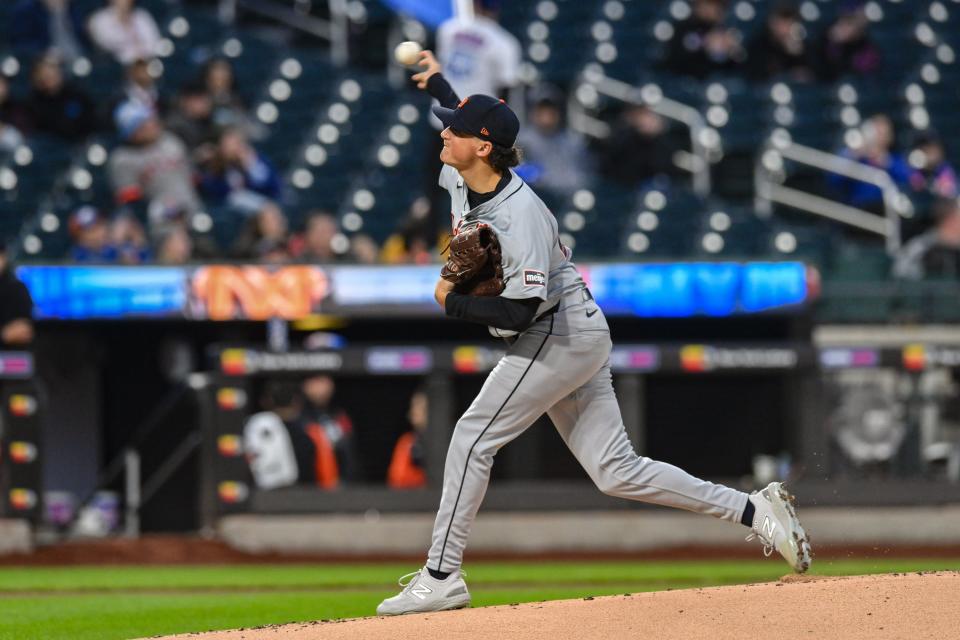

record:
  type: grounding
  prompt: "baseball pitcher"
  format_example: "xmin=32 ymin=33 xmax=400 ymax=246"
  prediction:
xmin=377 ymin=52 xmax=812 ymax=616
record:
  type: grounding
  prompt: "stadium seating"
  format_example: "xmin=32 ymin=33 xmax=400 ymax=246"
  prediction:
xmin=1 ymin=0 xmax=957 ymax=276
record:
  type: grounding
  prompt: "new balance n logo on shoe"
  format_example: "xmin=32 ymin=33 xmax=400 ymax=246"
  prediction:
xmin=762 ymin=516 xmax=777 ymax=539
xmin=410 ymin=584 xmax=433 ymax=600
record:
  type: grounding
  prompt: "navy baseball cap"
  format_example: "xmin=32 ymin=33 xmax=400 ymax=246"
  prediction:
xmin=432 ymin=95 xmax=520 ymax=148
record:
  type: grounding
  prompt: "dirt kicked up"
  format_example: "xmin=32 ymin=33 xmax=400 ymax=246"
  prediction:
xmin=145 ymin=571 xmax=960 ymax=640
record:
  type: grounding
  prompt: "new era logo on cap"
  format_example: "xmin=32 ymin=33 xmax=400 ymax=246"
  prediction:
xmin=432 ymin=94 xmax=520 ymax=148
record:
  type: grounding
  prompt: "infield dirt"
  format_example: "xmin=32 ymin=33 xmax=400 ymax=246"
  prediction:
xmin=147 ymin=571 xmax=959 ymax=640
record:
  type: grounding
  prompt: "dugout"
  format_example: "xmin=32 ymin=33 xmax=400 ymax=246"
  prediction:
xmin=198 ymin=339 xmax=821 ymax=530
xmin=0 ymin=351 xmax=42 ymax=525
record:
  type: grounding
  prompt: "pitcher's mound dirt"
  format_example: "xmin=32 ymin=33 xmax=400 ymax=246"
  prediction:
xmin=148 ymin=571 xmax=960 ymax=640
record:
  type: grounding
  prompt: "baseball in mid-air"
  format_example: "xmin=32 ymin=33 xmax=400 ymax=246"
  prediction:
xmin=394 ymin=41 xmax=423 ymax=66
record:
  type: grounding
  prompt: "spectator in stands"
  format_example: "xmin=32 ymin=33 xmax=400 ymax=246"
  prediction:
xmin=349 ymin=234 xmax=380 ymax=264
xmin=166 ymin=82 xmax=218 ymax=161
xmin=154 ymin=224 xmax=193 ymax=264
xmin=387 ymin=389 xmax=429 ymax=489
xmin=664 ymin=0 xmax=745 ymax=79
xmin=119 ymin=58 xmax=163 ymax=114
xmin=0 ymin=239 xmax=35 ymax=350
xmin=230 ymin=202 xmax=291 ymax=261
xmin=202 ymin=58 xmax=263 ymax=139
xmin=746 ymin=2 xmax=815 ymax=82
xmin=815 ymin=1 xmax=881 ymax=82
xmin=826 ymin=114 xmax=911 ymax=213
xmin=893 ymin=198 xmax=960 ymax=280
xmin=382 ymin=199 xmax=437 ymax=264
xmin=297 ymin=374 xmax=360 ymax=484
xmin=199 ymin=127 xmax=282 ymax=214
xmin=26 ymin=53 xmax=99 ymax=142
xmin=10 ymin=0 xmax=87 ymax=65
xmin=259 ymin=239 xmax=293 ymax=264
xmin=599 ymin=105 xmax=677 ymax=189
xmin=87 ymin=0 xmax=162 ymax=65
xmin=907 ymin=132 xmax=958 ymax=200
xmin=290 ymin=210 xmax=340 ymax=263
xmin=109 ymin=100 xmax=202 ymax=234
xmin=68 ymin=205 xmax=118 ymax=263
xmin=110 ymin=210 xmax=151 ymax=264
xmin=516 ymin=85 xmax=591 ymax=198
xmin=435 ymin=0 xmax=521 ymax=100
xmin=0 ymin=77 xmax=28 ymax=153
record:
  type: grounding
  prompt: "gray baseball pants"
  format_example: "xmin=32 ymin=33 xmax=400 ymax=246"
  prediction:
xmin=427 ymin=291 xmax=750 ymax=573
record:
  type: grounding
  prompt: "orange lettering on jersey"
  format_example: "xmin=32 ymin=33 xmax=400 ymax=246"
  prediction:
xmin=457 ymin=97 xmax=469 ymax=108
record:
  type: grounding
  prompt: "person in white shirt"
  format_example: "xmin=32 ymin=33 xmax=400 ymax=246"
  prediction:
xmin=88 ymin=0 xmax=161 ymax=65
xmin=435 ymin=0 xmax=522 ymax=105
xmin=424 ymin=0 xmax=522 ymax=235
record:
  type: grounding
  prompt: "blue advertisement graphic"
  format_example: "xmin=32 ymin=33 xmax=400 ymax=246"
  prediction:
xmin=17 ymin=266 xmax=187 ymax=319
xmin=585 ymin=262 xmax=807 ymax=317
xmin=17 ymin=262 xmax=808 ymax=320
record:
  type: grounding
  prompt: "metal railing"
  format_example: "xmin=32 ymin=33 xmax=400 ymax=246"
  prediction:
xmin=61 ymin=375 xmax=209 ymax=539
xmin=567 ymin=69 xmax=716 ymax=196
xmin=221 ymin=0 xmax=350 ymax=66
xmin=754 ymin=135 xmax=913 ymax=254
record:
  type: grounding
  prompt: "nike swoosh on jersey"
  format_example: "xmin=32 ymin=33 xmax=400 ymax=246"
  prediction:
xmin=586 ymin=309 xmax=598 ymax=317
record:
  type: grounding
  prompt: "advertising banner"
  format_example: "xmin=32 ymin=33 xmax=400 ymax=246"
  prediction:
xmin=18 ymin=262 xmax=809 ymax=321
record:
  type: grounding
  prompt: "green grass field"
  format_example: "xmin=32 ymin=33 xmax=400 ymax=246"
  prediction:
xmin=2 ymin=558 xmax=958 ymax=640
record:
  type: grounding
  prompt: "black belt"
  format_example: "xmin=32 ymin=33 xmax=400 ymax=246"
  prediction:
xmin=534 ymin=301 xmax=561 ymax=323
xmin=534 ymin=287 xmax=592 ymax=323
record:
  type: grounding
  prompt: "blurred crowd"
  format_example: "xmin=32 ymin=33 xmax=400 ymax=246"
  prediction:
xmin=0 ymin=0 xmax=957 ymax=273
xmin=664 ymin=0 xmax=882 ymax=82
xmin=2 ymin=0 xmax=440 ymax=266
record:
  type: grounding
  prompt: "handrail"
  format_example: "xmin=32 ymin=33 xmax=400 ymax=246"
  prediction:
xmin=567 ymin=70 xmax=714 ymax=196
xmin=230 ymin=0 xmax=350 ymax=66
xmin=754 ymin=136 xmax=912 ymax=254
xmin=58 ymin=381 xmax=198 ymax=537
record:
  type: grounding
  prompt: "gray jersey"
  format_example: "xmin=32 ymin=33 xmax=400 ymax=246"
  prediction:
xmin=418 ymin=166 xmax=757 ymax=582
xmin=440 ymin=166 xmax=586 ymax=328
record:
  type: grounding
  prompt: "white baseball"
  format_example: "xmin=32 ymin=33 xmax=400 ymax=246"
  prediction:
xmin=394 ymin=41 xmax=422 ymax=66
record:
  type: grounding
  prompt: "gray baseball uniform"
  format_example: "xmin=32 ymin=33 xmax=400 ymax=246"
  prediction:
xmin=426 ymin=166 xmax=750 ymax=573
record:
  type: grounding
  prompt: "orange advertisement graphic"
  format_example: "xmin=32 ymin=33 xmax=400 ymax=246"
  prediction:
xmin=903 ymin=344 xmax=926 ymax=371
xmin=217 ymin=435 xmax=242 ymax=457
xmin=680 ymin=345 xmax=708 ymax=372
xmin=191 ymin=266 xmax=329 ymax=320
xmin=216 ymin=388 xmax=247 ymax=411
xmin=218 ymin=481 xmax=249 ymax=504
xmin=453 ymin=347 xmax=481 ymax=373
xmin=8 ymin=394 xmax=37 ymax=417
xmin=220 ymin=349 xmax=249 ymax=375
xmin=9 ymin=488 xmax=37 ymax=510
xmin=9 ymin=441 xmax=37 ymax=464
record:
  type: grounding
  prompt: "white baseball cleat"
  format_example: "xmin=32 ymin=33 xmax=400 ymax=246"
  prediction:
xmin=376 ymin=567 xmax=471 ymax=616
xmin=746 ymin=482 xmax=813 ymax=573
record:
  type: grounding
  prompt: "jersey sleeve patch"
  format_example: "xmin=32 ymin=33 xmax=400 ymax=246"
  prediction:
xmin=523 ymin=269 xmax=546 ymax=286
